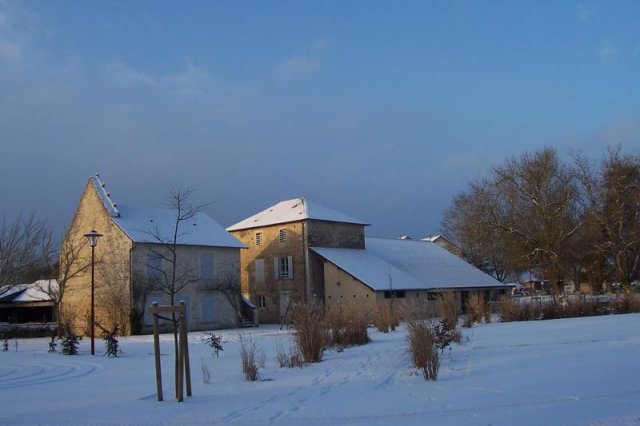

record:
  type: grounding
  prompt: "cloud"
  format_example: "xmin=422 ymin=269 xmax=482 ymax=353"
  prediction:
xmin=104 ymin=60 xmax=213 ymax=97
xmin=599 ymin=42 xmax=618 ymax=62
xmin=577 ymin=2 xmax=598 ymax=22
xmin=105 ymin=61 xmax=157 ymax=87
xmin=0 ymin=38 xmax=20 ymax=61
xmin=274 ymin=38 xmax=332 ymax=80
xmin=275 ymin=55 xmax=320 ymax=79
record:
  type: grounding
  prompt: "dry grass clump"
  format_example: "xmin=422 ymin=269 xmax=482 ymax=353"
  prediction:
xmin=463 ymin=292 xmax=487 ymax=327
xmin=406 ymin=320 xmax=439 ymax=381
xmin=239 ymin=333 xmax=260 ymax=381
xmin=437 ymin=292 xmax=459 ymax=330
xmin=324 ymin=301 xmax=370 ymax=348
xmin=611 ymin=292 xmax=640 ymax=314
xmin=290 ymin=302 xmax=328 ymax=363
xmin=372 ymin=301 xmax=399 ymax=333
xmin=275 ymin=336 xmax=304 ymax=369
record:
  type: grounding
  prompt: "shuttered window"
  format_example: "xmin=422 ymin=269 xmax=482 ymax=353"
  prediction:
xmin=273 ymin=256 xmax=293 ymax=280
xmin=255 ymin=259 xmax=265 ymax=284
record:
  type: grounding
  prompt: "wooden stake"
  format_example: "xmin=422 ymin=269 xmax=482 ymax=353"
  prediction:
xmin=151 ymin=302 xmax=163 ymax=402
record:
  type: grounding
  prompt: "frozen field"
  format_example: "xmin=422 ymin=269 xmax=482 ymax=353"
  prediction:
xmin=1 ymin=314 xmax=639 ymax=425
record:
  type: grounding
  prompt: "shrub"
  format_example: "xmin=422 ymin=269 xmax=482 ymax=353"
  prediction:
xmin=275 ymin=336 xmax=304 ymax=369
xmin=238 ymin=333 xmax=259 ymax=381
xmin=201 ymin=332 xmax=224 ymax=358
xmin=437 ymin=293 xmax=459 ymax=330
xmin=60 ymin=334 xmax=81 ymax=355
xmin=290 ymin=302 xmax=327 ymax=363
xmin=200 ymin=357 xmax=211 ymax=384
xmin=431 ymin=319 xmax=461 ymax=353
xmin=464 ymin=292 xmax=487 ymax=327
xmin=325 ymin=302 xmax=370 ymax=348
xmin=406 ymin=320 xmax=439 ymax=381
xmin=373 ymin=301 xmax=399 ymax=333
xmin=99 ymin=324 xmax=120 ymax=357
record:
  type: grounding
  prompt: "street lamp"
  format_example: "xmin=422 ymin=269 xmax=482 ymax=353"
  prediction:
xmin=84 ymin=230 xmax=103 ymax=355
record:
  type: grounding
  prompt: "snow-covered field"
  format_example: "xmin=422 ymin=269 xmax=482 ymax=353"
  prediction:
xmin=1 ymin=314 xmax=639 ymax=425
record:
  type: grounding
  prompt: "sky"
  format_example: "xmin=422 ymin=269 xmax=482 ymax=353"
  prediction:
xmin=1 ymin=0 xmax=639 ymax=240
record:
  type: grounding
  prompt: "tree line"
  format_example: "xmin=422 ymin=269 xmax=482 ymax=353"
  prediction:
xmin=441 ymin=146 xmax=640 ymax=294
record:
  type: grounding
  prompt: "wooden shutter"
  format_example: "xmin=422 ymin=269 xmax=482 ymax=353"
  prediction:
xmin=273 ymin=257 xmax=279 ymax=280
xmin=287 ymin=256 xmax=293 ymax=280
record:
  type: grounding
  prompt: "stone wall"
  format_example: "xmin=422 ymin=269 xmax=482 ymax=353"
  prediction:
xmin=60 ymin=180 xmax=133 ymax=335
xmin=131 ymin=243 xmax=241 ymax=332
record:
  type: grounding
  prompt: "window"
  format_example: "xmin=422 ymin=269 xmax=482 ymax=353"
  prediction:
xmin=427 ymin=292 xmax=438 ymax=301
xmin=254 ymin=259 xmax=265 ymax=284
xmin=200 ymin=252 xmax=215 ymax=280
xmin=383 ymin=290 xmax=406 ymax=299
xmin=201 ymin=296 xmax=215 ymax=322
xmin=257 ymin=295 xmax=266 ymax=308
xmin=278 ymin=229 xmax=288 ymax=243
xmin=273 ymin=256 xmax=293 ymax=280
xmin=255 ymin=232 xmax=263 ymax=246
xmin=146 ymin=250 xmax=163 ymax=280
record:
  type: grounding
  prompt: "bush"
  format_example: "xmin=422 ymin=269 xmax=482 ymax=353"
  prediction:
xmin=372 ymin=301 xmax=399 ymax=333
xmin=290 ymin=302 xmax=328 ymax=363
xmin=275 ymin=336 xmax=304 ymax=369
xmin=406 ymin=320 xmax=439 ymax=381
xmin=238 ymin=333 xmax=260 ymax=381
xmin=60 ymin=334 xmax=81 ymax=355
xmin=99 ymin=324 xmax=120 ymax=357
xmin=464 ymin=292 xmax=487 ymax=327
xmin=431 ymin=319 xmax=461 ymax=354
xmin=201 ymin=357 xmax=211 ymax=384
xmin=324 ymin=302 xmax=370 ymax=348
xmin=201 ymin=332 xmax=224 ymax=358
xmin=437 ymin=293 xmax=459 ymax=330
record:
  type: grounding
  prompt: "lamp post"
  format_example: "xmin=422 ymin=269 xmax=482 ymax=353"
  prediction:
xmin=84 ymin=230 xmax=103 ymax=355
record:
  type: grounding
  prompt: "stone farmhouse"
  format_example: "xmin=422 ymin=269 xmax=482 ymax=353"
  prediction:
xmin=228 ymin=197 xmax=510 ymax=323
xmin=61 ymin=175 xmax=245 ymax=335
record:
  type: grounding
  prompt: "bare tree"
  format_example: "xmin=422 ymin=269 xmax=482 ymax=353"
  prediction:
xmin=144 ymin=187 xmax=206 ymax=390
xmin=0 ymin=212 xmax=52 ymax=296
xmin=583 ymin=148 xmax=640 ymax=289
xmin=36 ymin=228 xmax=91 ymax=335
xmin=441 ymin=185 xmax=523 ymax=282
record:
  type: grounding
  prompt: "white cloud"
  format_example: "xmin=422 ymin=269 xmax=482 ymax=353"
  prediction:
xmin=104 ymin=60 xmax=213 ymax=97
xmin=275 ymin=55 xmax=320 ymax=79
xmin=599 ymin=42 xmax=618 ymax=62
xmin=105 ymin=61 xmax=157 ymax=87
xmin=0 ymin=38 xmax=20 ymax=61
xmin=274 ymin=38 xmax=332 ymax=80
xmin=577 ymin=2 xmax=598 ymax=22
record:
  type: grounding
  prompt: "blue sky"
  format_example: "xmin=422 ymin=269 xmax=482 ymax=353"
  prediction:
xmin=1 ymin=0 xmax=638 ymax=239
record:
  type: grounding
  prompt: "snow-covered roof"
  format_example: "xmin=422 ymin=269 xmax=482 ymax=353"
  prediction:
xmin=227 ymin=197 xmax=368 ymax=231
xmin=88 ymin=174 xmax=243 ymax=248
xmin=312 ymin=237 xmax=506 ymax=291
xmin=0 ymin=280 xmax=58 ymax=303
xmin=91 ymin=174 xmax=120 ymax=218
xmin=112 ymin=206 xmax=245 ymax=248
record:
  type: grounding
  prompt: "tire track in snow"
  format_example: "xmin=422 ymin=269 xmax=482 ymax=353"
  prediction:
xmin=0 ymin=360 xmax=103 ymax=389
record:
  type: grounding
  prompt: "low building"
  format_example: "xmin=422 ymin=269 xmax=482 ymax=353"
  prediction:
xmin=229 ymin=197 xmax=511 ymax=322
xmin=0 ymin=280 xmax=57 ymax=325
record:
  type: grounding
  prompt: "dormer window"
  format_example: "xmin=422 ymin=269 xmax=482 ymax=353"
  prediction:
xmin=278 ymin=229 xmax=288 ymax=243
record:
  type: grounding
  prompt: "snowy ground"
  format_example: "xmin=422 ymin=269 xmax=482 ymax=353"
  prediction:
xmin=1 ymin=314 xmax=639 ymax=425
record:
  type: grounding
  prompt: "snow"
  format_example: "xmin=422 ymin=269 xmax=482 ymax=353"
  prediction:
xmin=0 ymin=280 xmax=57 ymax=302
xmin=1 ymin=314 xmax=639 ymax=425
xmin=227 ymin=197 xmax=368 ymax=231
xmin=313 ymin=237 xmax=506 ymax=291
xmin=113 ymin=206 xmax=244 ymax=248
xmin=90 ymin=175 xmax=120 ymax=218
